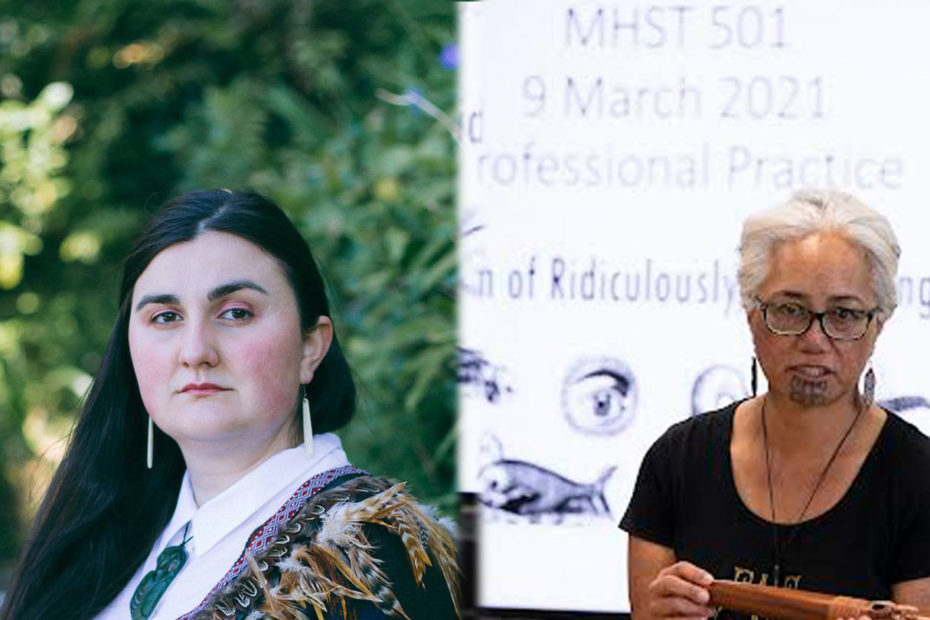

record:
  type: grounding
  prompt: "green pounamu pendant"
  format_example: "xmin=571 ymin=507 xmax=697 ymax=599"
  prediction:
xmin=129 ymin=542 xmax=189 ymax=620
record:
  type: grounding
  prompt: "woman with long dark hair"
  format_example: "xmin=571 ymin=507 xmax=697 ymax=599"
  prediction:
xmin=1 ymin=190 xmax=459 ymax=619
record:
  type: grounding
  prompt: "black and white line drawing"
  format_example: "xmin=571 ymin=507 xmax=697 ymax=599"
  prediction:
xmin=459 ymin=211 xmax=492 ymax=299
xmin=457 ymin=347 xmax=513 ymax=403
xmin=879 ymin=396 xmax=930 ymax=412
xmin=478 ymin=435 xmax=615 ymax=523
xmin=561 ymin=356 xmax=636 ymax=436
xmin=690 ymin=364 xmax=749 ymax=416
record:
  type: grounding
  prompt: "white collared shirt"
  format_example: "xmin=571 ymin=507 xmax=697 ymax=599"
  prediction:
xmin=97 ymin=433 xmax=350 ymax=619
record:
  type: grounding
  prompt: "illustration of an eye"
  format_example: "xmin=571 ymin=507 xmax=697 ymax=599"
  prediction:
xmin=561 ymin=357 xmax=636 ymax=436
xmin=690 ymin=365 xmax=748 ymax=416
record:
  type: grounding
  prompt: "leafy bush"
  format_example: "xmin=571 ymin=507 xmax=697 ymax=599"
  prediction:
xmin=0 ymin=0 xmax=456 ymax=576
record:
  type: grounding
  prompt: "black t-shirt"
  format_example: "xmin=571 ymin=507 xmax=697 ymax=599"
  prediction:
xmin=620 ymin=401 xmax=930 ymax=605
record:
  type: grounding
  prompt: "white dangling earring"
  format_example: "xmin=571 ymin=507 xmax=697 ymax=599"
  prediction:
xmin=863 ymin=361 xmax=876 ymax=408
xmin=146 ymin=415 xmax=154 ymax=470
xmin=303 ymin=387 xmax=314 ymax=459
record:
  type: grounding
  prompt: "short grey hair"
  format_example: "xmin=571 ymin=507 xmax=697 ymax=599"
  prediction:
xmin=738 ymin=189 xmax=901 ymax=318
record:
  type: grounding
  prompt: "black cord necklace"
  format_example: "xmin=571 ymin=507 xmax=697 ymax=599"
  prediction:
xmin=761 ymin=397 xmax=863 ymax=586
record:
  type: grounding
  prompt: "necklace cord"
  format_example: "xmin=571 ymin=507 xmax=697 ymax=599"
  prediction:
xmin=760 ymin=395 xmax=864 ymax=584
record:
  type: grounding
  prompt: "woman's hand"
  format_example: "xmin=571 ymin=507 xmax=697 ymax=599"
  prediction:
xmin=628 ymin=535 xmax=715 ymax=620
xmin=647 ymin=561 xmax=715 ymax=619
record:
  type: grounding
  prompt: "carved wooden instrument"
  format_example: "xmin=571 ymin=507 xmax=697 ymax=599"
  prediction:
xmin=708 ymin=580 xmax=930 ymax=620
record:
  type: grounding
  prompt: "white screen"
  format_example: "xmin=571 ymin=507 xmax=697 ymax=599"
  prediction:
xmin=458 ymin=1 xmax=930 ymax=612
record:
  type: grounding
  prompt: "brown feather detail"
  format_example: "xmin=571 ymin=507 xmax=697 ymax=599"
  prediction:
xmin=421 ymin=514 xmax=461 ymax=613
xmin=248 ymin=553 xmax=315 ymax=619
xmin=388 ymin=498 xmax=433 ymax=585
xmin=355 ymin=485 xmax=461 ymax=611
xmin=274 ymin=554 xmax=344 ymax=618
xmin=197 ymin=475 xmax=461 ymax=619
xmin=297 ymin=543 xmax=379 ymax=598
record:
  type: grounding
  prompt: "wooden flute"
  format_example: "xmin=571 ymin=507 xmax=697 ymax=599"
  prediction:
xmin=707 ymin=580 xmax=930 ymax=620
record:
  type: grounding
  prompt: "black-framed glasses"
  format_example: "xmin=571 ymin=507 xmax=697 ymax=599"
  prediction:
xmin=753 ymin=297 xmax=880 ymax=341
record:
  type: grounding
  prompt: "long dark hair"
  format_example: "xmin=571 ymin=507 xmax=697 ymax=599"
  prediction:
xmin=1 ymin=190 xmax=356 ymax=619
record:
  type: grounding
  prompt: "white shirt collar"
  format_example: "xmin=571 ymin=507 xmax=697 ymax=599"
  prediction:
xmin=158 ymin=433 xmax=348 ymax=558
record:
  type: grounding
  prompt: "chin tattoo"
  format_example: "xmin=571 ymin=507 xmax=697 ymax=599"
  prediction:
xmin=789 ymin=375 xmax=828 ymax=406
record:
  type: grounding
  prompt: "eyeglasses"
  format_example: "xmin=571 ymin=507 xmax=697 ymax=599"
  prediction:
xmin=754 ymin=297 xmax=880 ymax=341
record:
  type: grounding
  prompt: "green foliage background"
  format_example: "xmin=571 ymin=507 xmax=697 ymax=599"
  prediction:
xmin=0 ymin=0 xmax=457 ymax=584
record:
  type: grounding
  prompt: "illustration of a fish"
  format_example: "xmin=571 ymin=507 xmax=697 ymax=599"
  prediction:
xmin=477 ymin=434 xmax=616 ymax=520
xmin=479 ymin=459 xmax=616 ymax=518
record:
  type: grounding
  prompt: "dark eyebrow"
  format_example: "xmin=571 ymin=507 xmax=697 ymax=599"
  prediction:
xmin=134 ymin=280 xmax=268 ymax=312
xmin=207 ymin=279 xmax=268 ymax=301
xmin=578 ymin=369 xmax=631 ymax=395
xmin=135 ymin=294 xmax=180 ymax=312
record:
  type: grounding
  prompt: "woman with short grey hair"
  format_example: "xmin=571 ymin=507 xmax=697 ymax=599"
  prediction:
xmin=621 ymin=190 xmax=930 ymax=619
xmin=738 ymin=190 xmax=900 ymax=318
